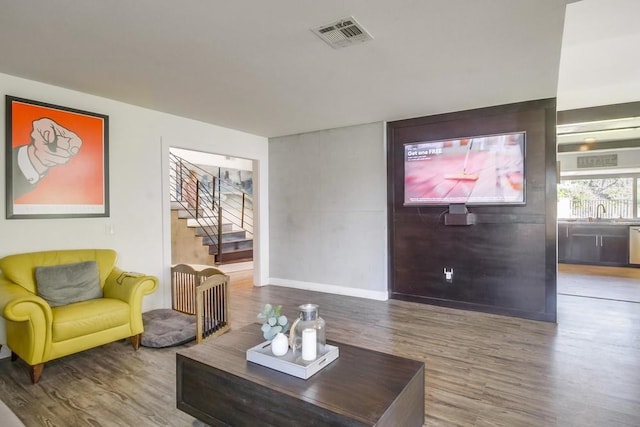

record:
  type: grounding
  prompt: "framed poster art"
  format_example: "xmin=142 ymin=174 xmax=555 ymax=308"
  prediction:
xmin=5 ymin=96 xmax=109 ymax=219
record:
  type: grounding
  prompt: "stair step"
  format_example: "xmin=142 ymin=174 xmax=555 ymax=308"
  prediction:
xmin=214 ymin=249 xmax=253 ymax=264
xmin=176 ymin=209 xmax=196 ymax=219
xmin=207 ymin=238 xmax=253 ymax=252
xmin=171 ymin=201 xmax=214 ymax=213
xmin=184 ymin=218 xmax=223 ymax=228
xmin=195 ymin=229 xmax=244 ymax=240
xmin=175 ymin=208 xmax=247 ymax=234
xmin=194 ymin=223 xmax=234 ymax=234
xmin=178 ymin=210 xmax=216 ymax=220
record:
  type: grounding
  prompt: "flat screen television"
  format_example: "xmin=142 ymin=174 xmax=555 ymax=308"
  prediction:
xmin=403 ymin=131 xmax=525 ymax=206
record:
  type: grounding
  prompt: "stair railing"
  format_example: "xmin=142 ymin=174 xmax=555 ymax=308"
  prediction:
xmin=169 ymin=154 xmax=218 ymax=258
xmin=169 ymin=152 xmax=253 ymax=263
xmin=211 ymin=174 xmax=254 ymax=237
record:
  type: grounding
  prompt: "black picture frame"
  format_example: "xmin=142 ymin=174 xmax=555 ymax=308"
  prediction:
xmin=5 ymin=95 xmax=109 ymax=219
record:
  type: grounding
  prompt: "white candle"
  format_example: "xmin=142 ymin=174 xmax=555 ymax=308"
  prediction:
xmin=301 ymin=328 xmax=317 ymax=361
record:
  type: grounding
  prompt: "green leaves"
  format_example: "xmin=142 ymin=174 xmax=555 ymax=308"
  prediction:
xmin=257 ymin=303 xmax=289 ymax=340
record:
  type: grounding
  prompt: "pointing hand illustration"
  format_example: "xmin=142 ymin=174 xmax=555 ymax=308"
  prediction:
xmin=27 ymin=118 xmax=82 ymax=176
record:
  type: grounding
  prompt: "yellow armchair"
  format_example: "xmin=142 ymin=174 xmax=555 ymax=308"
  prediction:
xmin=0 ymin=249 xmax=157 ymax=383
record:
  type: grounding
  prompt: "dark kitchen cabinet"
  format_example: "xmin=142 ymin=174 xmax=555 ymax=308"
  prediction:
xmin=559 ymin=223 xmax=629 ymax=266
xmin=600 ymin=233 xmax=629 ymax=264
xmin=569 ymin=233 xmax=600 ymax=263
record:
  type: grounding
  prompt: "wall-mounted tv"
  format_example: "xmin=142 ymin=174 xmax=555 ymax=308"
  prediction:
xmin=404 ymin=131 xmax=525 ymax=206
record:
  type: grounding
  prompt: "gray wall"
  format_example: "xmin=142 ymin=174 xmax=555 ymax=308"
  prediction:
xmin=268 ymin=122 xmax=388 ymax=299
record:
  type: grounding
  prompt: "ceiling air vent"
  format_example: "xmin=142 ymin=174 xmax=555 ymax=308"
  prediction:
xmin=312 ymin=16 xmax=373 ymax=49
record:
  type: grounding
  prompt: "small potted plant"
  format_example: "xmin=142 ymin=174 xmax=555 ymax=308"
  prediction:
xmin=258 ymin=303 xmax=289 ymax=356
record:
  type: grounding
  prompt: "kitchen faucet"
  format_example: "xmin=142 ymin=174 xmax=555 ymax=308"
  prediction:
xmin=596 ymin=203 xmax=606 ymax=219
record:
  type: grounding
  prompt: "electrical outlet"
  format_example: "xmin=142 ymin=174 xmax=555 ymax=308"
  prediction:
xmin=444 ymin=268 xmax=453 ymax=283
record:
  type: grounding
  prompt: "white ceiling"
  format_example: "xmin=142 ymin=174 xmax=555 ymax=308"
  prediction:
xmin=0 ymin=0 xmax=633 ymax=139
xmin=557 ymin=0 xmax=640 ymax=111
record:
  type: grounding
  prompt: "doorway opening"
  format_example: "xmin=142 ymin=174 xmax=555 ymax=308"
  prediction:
xmin=556 ymin=102 xmax=640 ymax=304
xmin=169 ymin=147 xmax=255 ymax=273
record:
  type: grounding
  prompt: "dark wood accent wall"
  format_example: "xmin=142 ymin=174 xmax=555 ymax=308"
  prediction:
xmin=387 ymin=99 xmax=557 ymax=322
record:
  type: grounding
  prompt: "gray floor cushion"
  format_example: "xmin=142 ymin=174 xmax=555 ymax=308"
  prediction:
xmin=141 ymin=309 xmax=196 ymax=348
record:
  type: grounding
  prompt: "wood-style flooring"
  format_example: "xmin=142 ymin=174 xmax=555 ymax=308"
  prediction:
xmin=558 ymin=263 xmax=640 ymax=302
xmin=1 ymin=269 xmax=639 ymax=426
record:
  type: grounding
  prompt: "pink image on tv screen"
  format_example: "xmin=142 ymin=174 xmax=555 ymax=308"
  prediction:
xmin=403 ymin=132 xmax=525 ymax=206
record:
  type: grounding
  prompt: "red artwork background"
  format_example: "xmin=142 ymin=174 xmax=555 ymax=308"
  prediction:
xmin=11 ymin=100 xmax=105 ymax=205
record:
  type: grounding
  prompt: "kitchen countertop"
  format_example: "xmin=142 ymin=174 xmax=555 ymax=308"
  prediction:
xmin=558 ymin=220 xmax=640 ymax=226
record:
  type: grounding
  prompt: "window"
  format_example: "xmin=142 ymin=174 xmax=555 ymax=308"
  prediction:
xmin=557 ymin=103 xmax=640 ymax=220
xmin=558 ymin=176 xmax=637 ymax=219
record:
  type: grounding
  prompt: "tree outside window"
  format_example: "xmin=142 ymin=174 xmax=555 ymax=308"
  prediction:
xmin=558 ymin=177 xmax=635 ymax=219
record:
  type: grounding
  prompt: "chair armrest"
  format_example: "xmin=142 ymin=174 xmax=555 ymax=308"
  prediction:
xmin=103 ymin=267 xmax=158 ymax=303
xmin=103 ymin=267 xmax=158 ymax=335
xmin=0 ymin=279 xmax=52 ymax=324
xmin=0 ymin=277 xmax=53 ymax=364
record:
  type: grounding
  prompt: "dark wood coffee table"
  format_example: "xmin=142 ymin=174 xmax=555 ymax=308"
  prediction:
xmin=176 ymin=324 xmax=424 ymax=426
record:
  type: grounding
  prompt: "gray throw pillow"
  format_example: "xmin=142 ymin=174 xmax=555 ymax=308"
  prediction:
xmin=35 ymin=261 xmax=102 ymax=307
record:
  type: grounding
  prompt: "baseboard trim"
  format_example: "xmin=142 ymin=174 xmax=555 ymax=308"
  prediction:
xmin=268 ymin=278 xmax=388 ymax=301
xmin=390 ymin=293 xmax=557 ymax=322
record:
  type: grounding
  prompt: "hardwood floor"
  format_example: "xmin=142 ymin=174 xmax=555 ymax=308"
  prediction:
xmin=558 ymin=263 xmax=640 ymax=302
xmin=1 ymin=269 xmax=639 ymax=426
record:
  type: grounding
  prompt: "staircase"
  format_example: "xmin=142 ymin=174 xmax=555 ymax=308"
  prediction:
xmin=170 ymin=153 xmax=253 ymax=264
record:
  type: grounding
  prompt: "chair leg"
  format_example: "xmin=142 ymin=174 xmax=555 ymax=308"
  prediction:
xmin=11 ymin=351 xmax=18 ymax=362
xmin=130 ymin=334 xmax=141 ymax=350
xmin=30 ymin=363 xmax=44 ymax=384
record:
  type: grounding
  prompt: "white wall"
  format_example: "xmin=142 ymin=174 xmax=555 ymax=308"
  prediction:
xmin=268 ymin=122 xmax=388 ymax=300
xmin=559 ymin=147 xmax=640 ymax=176
xmin=0 ymin=73 xmax=268 ymax=358
xmin=170 ymin=147 xmax=253 ymax=171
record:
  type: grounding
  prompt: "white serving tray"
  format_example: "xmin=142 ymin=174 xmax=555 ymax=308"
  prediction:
xmin=246 ymin=341 xmax=339 ymax=379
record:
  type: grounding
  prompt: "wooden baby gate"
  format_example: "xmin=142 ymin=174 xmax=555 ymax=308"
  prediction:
xmin=171 ymin=264 xmax=230 ymax=343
